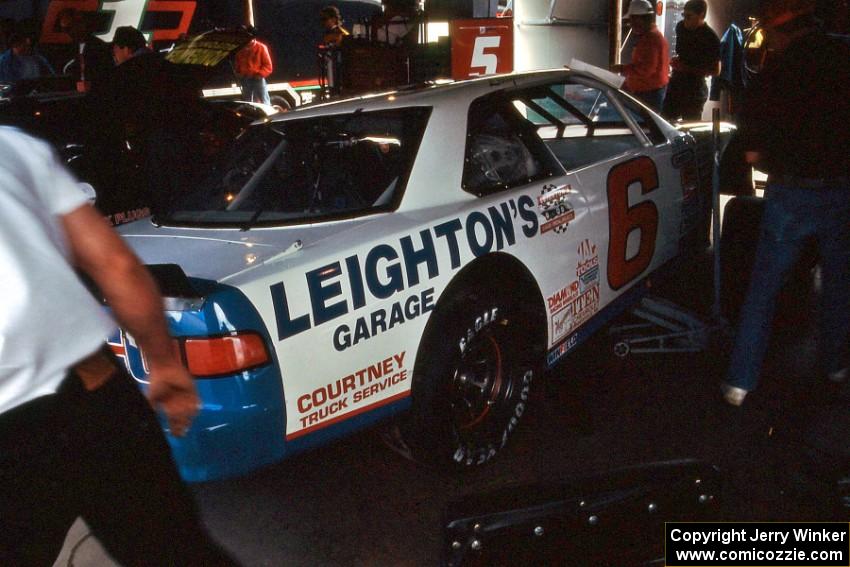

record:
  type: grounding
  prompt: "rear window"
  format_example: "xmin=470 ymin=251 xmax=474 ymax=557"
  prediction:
xmin=160 ymin=107 xmax=430 ymax=227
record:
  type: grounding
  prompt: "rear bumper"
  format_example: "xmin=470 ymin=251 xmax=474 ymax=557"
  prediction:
xmin=160 ymin=364 xmax=287 ymax=482
xmin=111 ymin=280 xmax=289 ymax=482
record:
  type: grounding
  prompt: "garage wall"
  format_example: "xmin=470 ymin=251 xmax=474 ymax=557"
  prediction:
xmin=514 ymin=0 xmax=611 ymax=71
xmin=510 ymin=0 xmax=759 ymax=76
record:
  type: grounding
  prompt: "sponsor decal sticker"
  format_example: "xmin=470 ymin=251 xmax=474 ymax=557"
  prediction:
xmin=108 ymin=207 xmax=150 ymax=226
xmin=547 ymin=282 xmax=580 ymax=314
xmin=550 ymin=239 xmax=600 ymax=343
xmin=546 ymin=333 xmax=578 ymax=366
xmin=270 ymin=195 xmax=540 ymax=348
xmin=108 ymin=329 xmax=149 ymax=383
xmin=537 ymin=184 xmax=574 ymax=235
xmin=333 ymin=288 xmax=435 ymax=351
xmin=289 ymin=351 xmax=409 ymax=438
xmin=576 ymin=238 xmax=600 ymax=292
xmin=537 ymin=183 xmax=572 ymax=208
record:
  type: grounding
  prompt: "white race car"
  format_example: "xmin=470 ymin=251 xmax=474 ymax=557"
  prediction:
xmin=112 ymin=69 xmax=705 ymax=481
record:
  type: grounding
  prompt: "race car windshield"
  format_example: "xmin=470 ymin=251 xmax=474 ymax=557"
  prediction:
xmin=160 ymin=107 xmax=430 ymax=227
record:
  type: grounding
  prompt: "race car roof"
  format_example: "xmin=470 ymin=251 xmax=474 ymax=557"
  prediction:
xmin=269 ymin=69 xmax=607 ymax=121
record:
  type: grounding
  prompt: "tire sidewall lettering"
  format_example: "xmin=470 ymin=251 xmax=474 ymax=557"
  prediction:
xmin=458 ymin=306 xmax=499 ymax=354
xmin=452 ymin=367 xmax=533 ymax=466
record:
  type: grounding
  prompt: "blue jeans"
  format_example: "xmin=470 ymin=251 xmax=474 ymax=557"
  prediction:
xmin=240 ymin=77 xmax=270 ymax=105
xmin=633 ymin=86 xmax=666 ymax=113
xmin=726 ymin=182 xmax=850 ymax=391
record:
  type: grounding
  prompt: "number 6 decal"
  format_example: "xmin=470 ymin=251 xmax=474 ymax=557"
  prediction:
xmin=606 ymin=156 xmax=659 ymax=290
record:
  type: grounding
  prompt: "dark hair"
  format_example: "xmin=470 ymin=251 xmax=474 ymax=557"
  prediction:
xmin=320 ymin=6 xmax=342 ymax=21
xmin=112 ymin=25 xmax=146 ymax=51
xmin=684 ymin=0 xmax=708 ymax=16
xmin=7 ymin=32 xmax=27 ymax=48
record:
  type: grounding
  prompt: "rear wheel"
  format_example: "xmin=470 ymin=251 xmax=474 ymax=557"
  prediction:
xmin=388 ymin=289 xmax=539 ymax=468
xmin=269 ymin=94 xmax=292 ymax=110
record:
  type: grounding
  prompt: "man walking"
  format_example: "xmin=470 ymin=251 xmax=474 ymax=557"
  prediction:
xmin=0 ymin=126 xmax=236 ymax=565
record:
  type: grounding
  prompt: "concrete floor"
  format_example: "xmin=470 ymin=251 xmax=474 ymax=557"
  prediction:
xmin=54 ymin=254 xmax=848 ymax=566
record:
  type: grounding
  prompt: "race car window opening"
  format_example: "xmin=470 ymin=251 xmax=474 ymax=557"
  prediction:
xmin=158 ymin=108 xmax=430 ymax=227
xmin=619 ymin=97 xmax=666 ymax=145
xmin=513 ymin=81 xmax=643 ymax=172
xmin=462 ymin=95 xmax=562 ymax=197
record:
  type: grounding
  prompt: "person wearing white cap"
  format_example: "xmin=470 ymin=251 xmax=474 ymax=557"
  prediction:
xmin=611 ymin=0 xmax=670 ymax=112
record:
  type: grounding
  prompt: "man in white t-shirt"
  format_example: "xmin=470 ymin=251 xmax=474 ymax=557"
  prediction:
xmin=0 ymin=127 xmax=237 ymax=565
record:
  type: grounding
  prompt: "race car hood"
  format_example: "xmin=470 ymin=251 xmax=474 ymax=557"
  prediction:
xmin=119 ymin=218 xmax=372 ymax=283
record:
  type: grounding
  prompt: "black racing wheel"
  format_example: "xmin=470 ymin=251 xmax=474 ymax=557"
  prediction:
xmin=388 ymin=288 xmax=539 ymax=468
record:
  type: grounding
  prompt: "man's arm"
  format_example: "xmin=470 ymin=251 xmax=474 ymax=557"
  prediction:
xmin=622 ymin=36 xmax=662 ymax=83
xmin=259 ymin=43 xmax=273 ymax=77
xmin=61 ymin=203 xmax=198 ymax=436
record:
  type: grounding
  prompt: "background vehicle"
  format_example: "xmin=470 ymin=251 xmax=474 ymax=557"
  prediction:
xmin=0 ymin=29 xmax=272 ymax=225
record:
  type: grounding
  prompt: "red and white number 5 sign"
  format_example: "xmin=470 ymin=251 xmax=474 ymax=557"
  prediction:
xmin=450 ymin=18 xmax=513 ymax=80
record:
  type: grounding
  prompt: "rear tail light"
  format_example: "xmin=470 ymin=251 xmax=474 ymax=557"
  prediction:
xmin=180 ymin=333 xmax=270 ymax=377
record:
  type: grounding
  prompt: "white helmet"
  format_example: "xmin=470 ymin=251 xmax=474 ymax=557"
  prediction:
xmin=627 ymin=0 xmax=655 ymax=17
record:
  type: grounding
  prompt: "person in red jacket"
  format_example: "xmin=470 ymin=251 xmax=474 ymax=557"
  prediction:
xmin=235 ymin=26 xmax=273 ymax=105
xmin=612 ymin=0 xmax=670 ymax=112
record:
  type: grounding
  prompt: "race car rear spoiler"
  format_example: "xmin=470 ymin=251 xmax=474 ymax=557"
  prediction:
xmin=146 ymin=264 xmax=204 ymax=311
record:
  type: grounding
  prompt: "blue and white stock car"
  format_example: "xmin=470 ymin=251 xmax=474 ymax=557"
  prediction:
xmin=111 ymin=69 xmax=704 ymax=482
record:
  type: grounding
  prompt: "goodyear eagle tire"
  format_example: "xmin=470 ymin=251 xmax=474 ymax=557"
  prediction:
xmin=394 ymin=289 xmax=538 ymax=468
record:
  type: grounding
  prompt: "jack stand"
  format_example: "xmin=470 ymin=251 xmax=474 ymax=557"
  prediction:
xmin=608 ymin=296 xmax=721 ymax=357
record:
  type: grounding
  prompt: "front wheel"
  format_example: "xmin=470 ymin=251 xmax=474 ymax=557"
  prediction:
xmin=389 ymin=289 xmax=539 ymax=468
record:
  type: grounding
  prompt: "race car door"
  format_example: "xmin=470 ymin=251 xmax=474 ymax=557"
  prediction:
xmin=506 ymin=76 xmax=679 ymax=354
xmin=460 ymin=86 xmax=597 ymax=352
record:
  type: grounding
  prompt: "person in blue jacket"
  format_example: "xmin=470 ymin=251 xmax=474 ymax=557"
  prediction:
xmin=709 ymin=23 xmax=745 ymax=112
xmin=0 ymin=32 xmax=54 ymax=83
